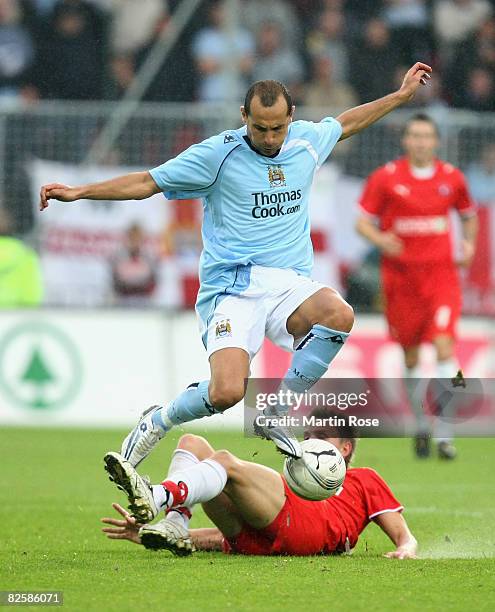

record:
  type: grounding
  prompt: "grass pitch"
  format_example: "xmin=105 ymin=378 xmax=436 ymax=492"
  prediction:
xmin=1 ymin=429 xmax=494 ymax=611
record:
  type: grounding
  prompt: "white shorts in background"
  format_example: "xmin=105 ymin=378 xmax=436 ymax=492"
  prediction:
xmin=201 ymin=266 xmax=326 ymax=360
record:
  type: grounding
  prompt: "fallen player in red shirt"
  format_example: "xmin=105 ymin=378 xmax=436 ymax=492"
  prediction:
xmin=101 ymin=418 xmax=417 ymax=559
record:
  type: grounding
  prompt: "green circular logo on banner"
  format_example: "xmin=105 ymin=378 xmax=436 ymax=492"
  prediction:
xmin=0 ymin=320 xmax=83 ymax=411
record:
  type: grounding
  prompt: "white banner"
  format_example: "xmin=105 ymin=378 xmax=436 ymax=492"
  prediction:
xmin=32 ymin=160 xmax=173 ymax=306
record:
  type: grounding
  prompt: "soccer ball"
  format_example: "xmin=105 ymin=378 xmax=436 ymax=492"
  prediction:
xmin=283 ymin=438 xmax=346 ymax=501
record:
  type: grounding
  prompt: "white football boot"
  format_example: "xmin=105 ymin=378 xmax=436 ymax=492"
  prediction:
xmin=253 ymin=417 xmax=302 ymax=458
xmin=104 ymin=451 xmax=159 ymax=523
xmin=140 ymin=518 xmax=194 ymax=557
xmin=121 ymin=405 xmax=166 ymax=468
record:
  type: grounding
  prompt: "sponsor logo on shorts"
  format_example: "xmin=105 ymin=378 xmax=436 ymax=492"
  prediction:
xmin=268 ymin=165 xmax=286 ymax=187
xmin=251 ymin=189 xmax=302 ymax=219
xmin=215 ymin=319 xmax=232 ymax=339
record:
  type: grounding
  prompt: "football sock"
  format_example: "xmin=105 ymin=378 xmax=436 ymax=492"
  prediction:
xmin=152 ymin=381 xmax=219 ymax=432
xmin=162 ymin=449 xmax=199 ymax=524
xmin=436 ymin=358 xmax=458 ymax=379
xmin=155 ymin=459 xmax=228 ymax=510
xmin=404 ymin=365 xmax=429 ymax=434
xmin=433 ymin=358 xmax=459 ymax=442
xmin=276 ymin=324 xmax=349 ymax=414
xmin=167 ymin=448 xmax=200 ymax=474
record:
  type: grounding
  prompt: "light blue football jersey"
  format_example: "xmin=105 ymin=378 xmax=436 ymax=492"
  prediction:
xmin=150 ymin=118 xmax=342 ymax=333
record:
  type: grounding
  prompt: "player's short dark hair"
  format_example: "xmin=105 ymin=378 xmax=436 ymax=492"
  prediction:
xmin=403 ymin=113 xmax=439 ymax=136
xmin=244 ymin=80 xmax=293 ymax=116
xmin=305 ymin=408 xmax=358 ymax=466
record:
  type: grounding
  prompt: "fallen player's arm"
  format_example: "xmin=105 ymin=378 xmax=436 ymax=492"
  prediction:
xmin=189 ymin=528 xmax=225 ymax=552
xmin=101 ymin=502 xmax=143 ymax=545
xmin=336 ymin=62 xmax=432 ymax=140
xmin=374 ymin=511 xmax=418 ymax=559
xmin=40 ymin=171 xmax=161 ymax=210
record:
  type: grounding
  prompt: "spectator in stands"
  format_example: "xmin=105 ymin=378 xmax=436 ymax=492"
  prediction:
xmin=192 ymin=0 xmax=254 ymax=102
xmin=445 ymin=17 xmax=495 ymax=107
xmin=111 ymin=223 xmax=158 ymax=306
xmin=34 ymin=0 xmax=106 ymax=100
xmin=457 ymin=67 xmax=495 ymax=112
xmin=344 ymin=0 xmax=384 ymax=37
xmin=110 ymin=0 xmax=166 ymax=57
xmin=252 ymin=22 xmax=303 ymax=99
xmin=467 ymin=143 xmax=495 ymax=203
xmin=433 ymin=0 xmax=492 ymax=60
xmin=349 ymin=18 xmax=400 ymax=103
xmin=240 ymin=0 xmax=300 ymax=48
xmin=303 ymin=55 xmax=357 ymax=110
xmin=0 ymin=208 xmax=43 ymax=307
xmin=305 ymin=8 xmax=349 ymax=84
xmin=382 ymin=0 xmax=432 ymax=65
xmin=0 ymin=0 xmax=36 ymax=101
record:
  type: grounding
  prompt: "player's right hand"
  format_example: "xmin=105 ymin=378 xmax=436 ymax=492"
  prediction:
xmin=39 ymin=183 xmax=78 ymax=211
xmin=377 ymin=231 xmax=404 ymax=257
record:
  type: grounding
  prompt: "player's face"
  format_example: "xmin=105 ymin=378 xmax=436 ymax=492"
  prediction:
xmin=241 ymin=95 xmax=293 ymax=156
xmin=402 ymin=120 xmax=439 ymax=167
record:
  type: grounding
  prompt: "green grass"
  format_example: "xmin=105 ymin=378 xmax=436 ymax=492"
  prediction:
xmin=1 ymin=429 xmax=494 ymax=611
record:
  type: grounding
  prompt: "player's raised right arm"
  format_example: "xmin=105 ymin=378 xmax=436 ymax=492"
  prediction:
xmin=39 ymin=171 xmax=161 ymax=211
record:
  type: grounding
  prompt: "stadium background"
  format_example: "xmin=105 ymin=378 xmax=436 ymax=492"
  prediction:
xmin=0 ymin=0 xmax=494 ymax=427
xmin=1 ymin=3 xmax=495 ymax=610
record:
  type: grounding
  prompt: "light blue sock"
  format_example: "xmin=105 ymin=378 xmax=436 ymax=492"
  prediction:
xmin=283 ymin=324 xmax=349 ymax=398
xmin=152 ymin=381 xmax=218 ymax=431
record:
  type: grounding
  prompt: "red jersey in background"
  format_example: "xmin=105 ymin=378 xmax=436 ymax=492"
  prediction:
xmin=359 ymin=157 xmax=476 ymax=268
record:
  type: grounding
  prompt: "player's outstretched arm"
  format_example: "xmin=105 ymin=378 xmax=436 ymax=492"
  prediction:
xmin=189 ymin=528 xmax=225 ymax=551
xmin=39 ymin=171 xmax=161 ymax=211
xmin=336 ymin=62 xmax=432 ymax=141
xmin=374 ymin=511 xmax=418 ymax=559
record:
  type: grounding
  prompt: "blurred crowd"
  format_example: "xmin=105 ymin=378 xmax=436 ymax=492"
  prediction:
xmin=2 ymin=0 xmax=495 ymax=111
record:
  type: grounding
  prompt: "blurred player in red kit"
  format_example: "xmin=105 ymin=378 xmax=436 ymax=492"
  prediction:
xmin=356 ymin=114 xmax=478 ymax=459
xmin=101 ymin=412 xmax=417 ymax=559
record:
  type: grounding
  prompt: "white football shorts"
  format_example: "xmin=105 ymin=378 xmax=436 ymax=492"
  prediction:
xmin=199 ymin=266 xmax=326 ymax=360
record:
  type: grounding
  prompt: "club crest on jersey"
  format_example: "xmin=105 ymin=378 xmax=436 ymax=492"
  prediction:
xmin=268 ymin=165 xmax=286 ymax=188
xmin=215 ymin=319 xmax=232 ymax=339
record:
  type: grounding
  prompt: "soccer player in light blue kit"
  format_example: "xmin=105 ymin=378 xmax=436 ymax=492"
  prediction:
xmin=40 ymin=62 xmax=432 ymax=462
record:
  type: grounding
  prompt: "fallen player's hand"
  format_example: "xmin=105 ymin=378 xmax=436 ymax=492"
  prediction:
xmin=39 ymin=183 xmax=79 ymax=210
xmin=384 ymin=543 xmax=418 ymax=559
xmin=101 ymin=502 xmax=143 ymax=545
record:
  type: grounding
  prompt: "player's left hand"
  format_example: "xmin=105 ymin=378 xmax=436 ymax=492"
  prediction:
xmin=101 ymin=502 xmax=143 ymax=545
xmin=398 ymin=62 xmax=432 ymax=102
xmin=457 ymin=239 xmax=475 ymax=268
xmin=384 ymin=543 xmax=418 ymax=559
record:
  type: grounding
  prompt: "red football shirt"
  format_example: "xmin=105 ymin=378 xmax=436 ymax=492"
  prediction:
xmin=321 ymin=467 xmax=403 ymax=551
xmin=359 ymin=158 xmax=476 ymax=266
xmin=223 ymin=467 xmax=403 ymax=555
